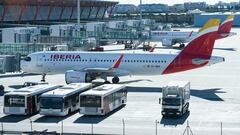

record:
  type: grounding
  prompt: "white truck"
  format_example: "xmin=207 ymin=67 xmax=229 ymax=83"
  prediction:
xmin=160 ymin=81 xmax=190 ymax=117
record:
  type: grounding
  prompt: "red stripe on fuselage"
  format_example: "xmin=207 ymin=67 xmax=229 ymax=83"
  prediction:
xmin=162 ymin=31 xmax=217 ymax=74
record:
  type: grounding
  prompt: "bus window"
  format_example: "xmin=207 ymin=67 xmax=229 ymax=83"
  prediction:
xmin=80 ymin=95 xmax=101 ymax=107
xmin=40 ymin=97 xmax=63 ymax=109
xmin=4 ymin=95 xmax=25 ymax=107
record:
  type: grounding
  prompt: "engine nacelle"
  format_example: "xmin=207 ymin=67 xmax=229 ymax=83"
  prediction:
xmin=162 ymin=39 xmax=173 ymax=46
xmin=65 ymin=70 xmax=89 ymax=84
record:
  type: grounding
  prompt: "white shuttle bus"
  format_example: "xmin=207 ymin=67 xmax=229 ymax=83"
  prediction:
xmin=4 ymin=85 xmax=60 ymax=115
xmin=79 ymin=84 xmax=127 ymax=115
xmin=40 ymin=83 xmax=92 ymax=116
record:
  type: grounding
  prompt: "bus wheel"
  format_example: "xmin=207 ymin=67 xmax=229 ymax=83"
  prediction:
xmin=68 ymin=109 xmax=71 ymax=115
xmin=0 ymin=85 xmax=4 ymax=92
xmin=112 ymin=77 xmax=120 ymax=84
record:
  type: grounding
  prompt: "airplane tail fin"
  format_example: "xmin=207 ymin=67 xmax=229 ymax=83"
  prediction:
xmin=163 ymin=19 xmax=221 ymax=74
xmin=218 ymin=14 xmax=234 ymax=33
xmin=182 ymin=19 xmax=220 ymax=57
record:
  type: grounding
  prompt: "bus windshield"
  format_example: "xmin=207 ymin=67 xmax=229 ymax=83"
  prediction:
xmin=4 ymin=95 xmax=25 ymax=107
xmin=162 ymin=98 xmax=181 ymax=106
xmin=40 ymin=97 xmax=63 ymax=109
xmin=80 ymin=95 xmax=101 ymax=107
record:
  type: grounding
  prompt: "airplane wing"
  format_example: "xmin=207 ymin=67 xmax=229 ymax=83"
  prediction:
xmin=80 ymin=54 xmax=125 ymax=74
xmin=82 ymin=68 xmax=114 ymax=73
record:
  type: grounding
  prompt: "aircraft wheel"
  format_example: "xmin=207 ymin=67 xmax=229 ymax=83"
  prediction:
xmin=41 ymin=74 xmax=46 ymax=82
xmin=112 ymin=77 xmax=120 ymax=84
xmin=179 ymin=44 xmax=185 ymax=48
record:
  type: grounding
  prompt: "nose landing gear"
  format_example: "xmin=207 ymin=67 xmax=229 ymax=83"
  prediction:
xmin=41 ymin=74 xmax=46 ymax=82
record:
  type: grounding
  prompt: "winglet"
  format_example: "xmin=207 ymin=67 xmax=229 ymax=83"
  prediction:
xmin=149 ymin=44 xmax=157 ymax=52
xmin=112 ymin=54 xmax=124 ymax=69
xmin=188 ymin=30 xmax=193 ymax=37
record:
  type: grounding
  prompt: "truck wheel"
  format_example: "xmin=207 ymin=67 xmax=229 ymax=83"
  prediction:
xmin=186 ymin=104 xmax=189 ymax=112
xmin=180 ymin=109 xmax=184 ymax=116
xmin=68 ymin=109 xmax=71 ymax=115
xmin=0 ymin=85 xmax=4 ymax=92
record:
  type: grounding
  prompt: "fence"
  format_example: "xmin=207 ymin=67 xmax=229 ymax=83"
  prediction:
xmin=0 ymin=119 xmax=231 ymax=135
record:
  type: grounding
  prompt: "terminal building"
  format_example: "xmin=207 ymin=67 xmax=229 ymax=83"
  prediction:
xmin=0 ymin=0 xmax=118 ymax=23
xmin=194 ymin=12 xmax=240 ymax=27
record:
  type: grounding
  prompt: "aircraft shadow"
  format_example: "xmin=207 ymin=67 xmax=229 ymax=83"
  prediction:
xmin=214 ymin=47 xmax=237 ymax=51
xmin=34 ymin=111 xmax=77 ymax=123
xmin=0 ymin=114 xmax=35 ymax=123
xmin=74 ymin=105 xmax=126 ymax=124
xmin=8 ymin=85 xmax=24 ymax=89
xmin=191 ymin=88 xmax=225 ymax=101
xmin=119 ymin=79 xmax=152 ymax=84
xmin=126 ymin=86 xmax=161 ymax=93
xmin=160 ymin=111 xmax=190 ymax=126
xmin=126 ymin=86 xmax=225 ymax=101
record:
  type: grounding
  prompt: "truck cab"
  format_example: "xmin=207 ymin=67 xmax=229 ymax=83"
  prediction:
xmin=160 ymin=81 xmax=190 ymax=117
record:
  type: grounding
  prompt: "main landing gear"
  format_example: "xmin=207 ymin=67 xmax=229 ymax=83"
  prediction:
xmin=112 ymin=77 xmax=120 ymax=84
xmin=179 ymin=43 xmax=185 ymax=48
xmin=103 ymin=76 xmax=120 ymax=84
xmin=41 ymin=74 xmax=46 ymax=82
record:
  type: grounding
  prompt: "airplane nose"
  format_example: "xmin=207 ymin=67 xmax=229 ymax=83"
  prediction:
xmin=20 ymin=60 xmax=27 ymax=71
xmin=20 ymin=56 xmax=32 ymax=72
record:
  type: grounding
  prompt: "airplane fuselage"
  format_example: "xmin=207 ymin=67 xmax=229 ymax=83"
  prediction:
xmin=21 ymin=51 xmax=176 ymax=76
xmin=21 ymin=51 xmax=224 ymax=77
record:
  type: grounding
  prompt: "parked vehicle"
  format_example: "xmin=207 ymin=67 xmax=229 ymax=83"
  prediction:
xmin=4 ymin=84 xmax=60 ymax=115
xmin=160 ymin=81 xmax=190 ymax=117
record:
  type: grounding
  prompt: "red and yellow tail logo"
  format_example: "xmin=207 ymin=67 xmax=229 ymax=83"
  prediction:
xmin=163 ymin=19 xmax=221 ymax=74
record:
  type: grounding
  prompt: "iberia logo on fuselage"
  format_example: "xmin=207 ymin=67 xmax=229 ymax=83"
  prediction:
xmin=50 ymin=54 xmax=81 ymax=59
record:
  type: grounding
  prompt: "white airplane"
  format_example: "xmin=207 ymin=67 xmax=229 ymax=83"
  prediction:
xmin=21 ymin=19 xmax=226 ymax=84
xmin=150 ymin=15 xmax=236 ymax=48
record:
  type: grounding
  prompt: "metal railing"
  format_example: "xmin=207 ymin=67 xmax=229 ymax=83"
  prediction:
xmin=0 ymin=43 xmax=54 ymax=56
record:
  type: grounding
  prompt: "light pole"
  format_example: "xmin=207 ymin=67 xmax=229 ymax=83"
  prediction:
xmin=77 ymin=0 xmax=81 ymax=25
xmin=140 ymin=0 xmax=142 ymax=21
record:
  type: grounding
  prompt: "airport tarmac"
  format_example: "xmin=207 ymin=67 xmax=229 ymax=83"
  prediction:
xmin=0 ymin=28 xmax=240 ymax=135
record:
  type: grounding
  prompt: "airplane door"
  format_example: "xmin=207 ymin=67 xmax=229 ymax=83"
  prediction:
xmin=37 ymin=54 xmax=44 ymax=67
xmin=36 ymin=54 xmax=46 ymax=73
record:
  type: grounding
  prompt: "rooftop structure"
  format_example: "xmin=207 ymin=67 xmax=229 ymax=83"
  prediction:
xmin=0 ymin=0 xmax=118 ymax=23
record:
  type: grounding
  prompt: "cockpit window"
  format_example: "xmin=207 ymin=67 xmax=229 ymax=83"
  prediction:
xmin=24 ymin=57 xmax=31 ymax=62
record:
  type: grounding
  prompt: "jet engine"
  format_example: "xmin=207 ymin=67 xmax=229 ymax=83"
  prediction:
xmin=65 ymin=70 xmax=92 ymax=84
xmin=162 ymin=39 xmax=173 ymax=46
